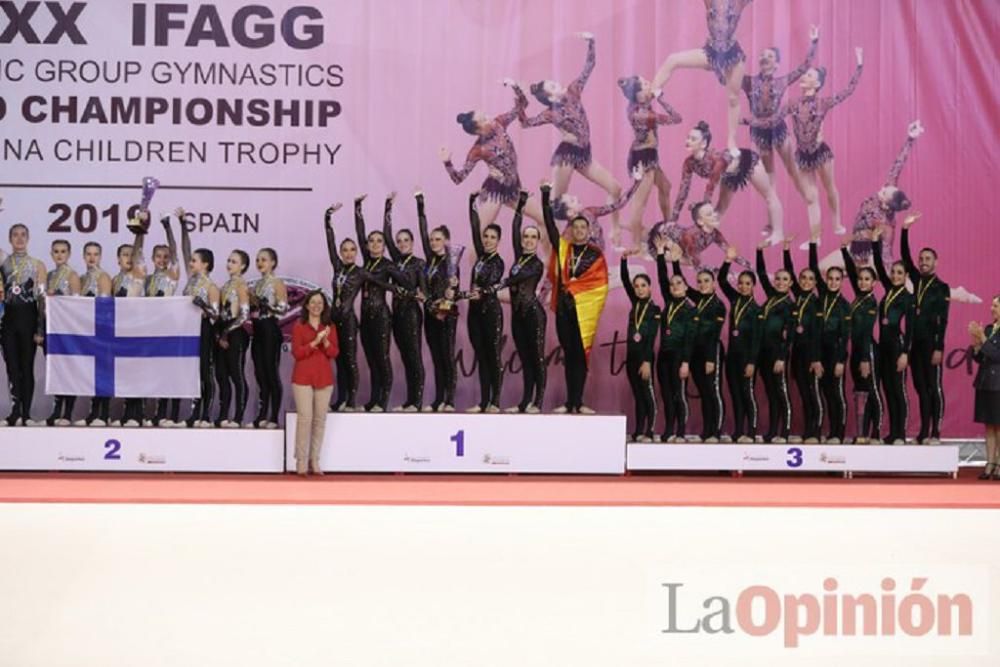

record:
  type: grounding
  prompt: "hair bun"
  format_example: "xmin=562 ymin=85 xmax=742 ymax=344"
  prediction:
xmin=695 ymin=120 xmax=710 ymax=132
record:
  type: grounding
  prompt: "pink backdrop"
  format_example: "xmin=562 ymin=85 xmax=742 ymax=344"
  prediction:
xmin=3 ymin=0 xmax=997 ymax=437
xmin=331 ymin=0 xmax=998 ymax=437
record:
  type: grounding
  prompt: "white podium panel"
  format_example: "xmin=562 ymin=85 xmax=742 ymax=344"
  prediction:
xmin=286 ymin=413 xmax=627 ymax=474
xmin=0 ymin=427 xmax=285 ymax=473
xmin=627 ymin=443 xmax=959 ymax=474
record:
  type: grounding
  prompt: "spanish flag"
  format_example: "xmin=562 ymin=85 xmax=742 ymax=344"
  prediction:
xmin=549 ymin=238 xmax=609 ymax=363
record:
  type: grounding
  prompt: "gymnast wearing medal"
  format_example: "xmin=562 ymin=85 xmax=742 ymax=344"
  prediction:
xmin=354 ymin=196 xmax=396 ymax=413
xmin=215 ymin=250 xmax=251 ymax=428
xmin=180 ymin=214 xmax=221 ymax=428
xmin=112 ymin=219 xmax=151 ymax=427
xmin=654 ymin=236 xmax=695 ymax=442
xmin=324 ymin=202 xmax=362 ymax=412
xmin=840 ymin=237 xmax=882 ymax=444
xmin=250 ymin=247 xmax=287 ymax=428
xmin=0 ymin=224 xmax=47 ymax=427
xmin=383 ymin=193 xmax=427 ymax=412
xmin=808 ymin=234 xmax=850 ymax=443
xmin=783 ymin=239 xmax=823 ymax=443
xmin=147 ymin=212 xmax=183 ymax=427
xmin=501 ymin=192 xmax=547 ymax=414
xmin=466 ymin=192 xmax=506 ymax=413
xmin=543 ymin=183 xmax=610 ymax=415
xmin=43 ymin=239 xmax=80 ymax=426
xmin=871 ymin=224 xmax=914 ymax=444
xmin=416 ymin=191 xmax=459 ymax=413
xmin=719 ymin=245 xmax=761 ymax=443
xmin=670 ymin=247 xmax=726 ymax=442
xmin=755 ymin=243 xmax=795 ymax=443
xmin=74 ymin=242 xmax=113 ymax=426
xmin=900 ymin=213 xmax=950 ymax=444
xmin=620 ymin=251 xmax=660 ymax=442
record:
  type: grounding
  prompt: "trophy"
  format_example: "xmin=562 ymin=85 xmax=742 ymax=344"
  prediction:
xmin=432 ymin=244 xmax=465 ymax=320
xmin=127 ymin=176 xmax=160 ymax=234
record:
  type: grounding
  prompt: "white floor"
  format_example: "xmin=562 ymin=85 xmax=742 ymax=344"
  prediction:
xmin=1 ymin=504 xmax=998 ymax=666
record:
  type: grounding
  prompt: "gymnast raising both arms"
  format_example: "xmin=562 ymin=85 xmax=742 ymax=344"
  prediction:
xmin=741 ymin=25 xmax=819 ymax=184
xmin=354 ymin=196 xmax=395 ymax=413
xmin=439 ymin=80 xmax=545 ymax=230
xmin=501 ymin=192 xmax=547 ymax=414
xmin=769 ymin=47 xmax=864 ymax=243
xmin=383 ymin=193 xmax=427 ymax=413
xmin=517 ymin=33 xmax=623 ymax=237
xmin=653 ymin=236 xmax=695 ymax=443
xmin=669 ymin=120 xmax=783 ymax=243
xmin=616 ymin=76 xmax=682 ymax=252
xmin=652 ymin=0 xmax=753 ymax=156
xmin=840 ymin=237 xmax=882 ymax=444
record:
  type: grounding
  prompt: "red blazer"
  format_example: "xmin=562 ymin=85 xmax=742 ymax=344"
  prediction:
xmin=291 ymin=320 xmax=339 ymax=388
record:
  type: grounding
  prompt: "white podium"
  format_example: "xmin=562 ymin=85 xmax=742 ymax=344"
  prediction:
xmin=0 ymin=426 xmax=285 ymax=473
xmin=285 ymin=412 xmax=627 ymax=474
xmin=626 ymin=443 xmax=959 ymax=476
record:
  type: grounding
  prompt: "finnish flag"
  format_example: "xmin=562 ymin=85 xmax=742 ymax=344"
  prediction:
xmin=45 ymin=296 xmax=202 ymax=398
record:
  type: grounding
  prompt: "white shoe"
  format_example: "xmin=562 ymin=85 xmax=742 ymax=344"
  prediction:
xmin=25 ymin=419 xmax=44 ymax=427
xmin=892 ymin=438 xmax=905 ymax=445
xmin=665 ymin=435 xmax=676 ymax=444
xmin=771 ymin=436 xmax=787 ymax=444
xmin=264 ymin=421 xmax=278 ymax=430
xmin=421 ymin=406 xmax=434 ymax=413
xmin=804 ymin=437 xmax=819 ymax=445
xmin=525 ymin=404 xmax=541 ymax=414
xmin=110 ymin=419 xmax=122 ymax=427
xmin=391 ymin=406 xmax=404 ymax=412
xmin=402 ymin=405 xmax=418 ymax=413
xmin=504 ymin=406 xmax=521 ymax=414
xmin=553 ymin=406 xmax=569 ymax=414
xmin=160 ymin=419 xmax=175 ymax=428
xmin=340 ymin=405 xmax=355 ymax=413
xmin=754 ymin=435 xmax=764 ymax=444
xmin=704 ymin=436 xmax=719 ymax=444
xmin=927 ymin=437 xmax=941 ymax=445
xmin=737 ymin=436 xmax=754 ymax=444
xmin=637 ymin=435 xmax=652 ymax=443
xmin=465 ymin=406 xmax=483 ymax=414
xmin=578 ymin=406 xmax=595 ymax=415
xmin=485 ymin=405 xmax=500 ymax=414
xmin=788 ymin=435 xmax=803 ymax=444
xmin=221 ymin=420 xmax=238 ymax=429
xmin=124 ymin=419 xmax=140 ymax=428
xmin=369 ymin=406 xmax=384 ymax=414
xmin=441 ymin=404 xmax=455 ymax=413
xmin=652 ymin=435 xmax=662 ymax=443
xmin=720 ymin=435 xmax=733 ymax=444
xmin=90 ymin=419 xmax=107 ymax=427
xmin=197 ymin=420 xmax=213 ymax=429
xmin=73 ymin=419 xmax=88 ymax=427
xmin=827 ymin=437 xmax=841 ymax=444
xmin=55 ymin=418 xmax=71 ymax=427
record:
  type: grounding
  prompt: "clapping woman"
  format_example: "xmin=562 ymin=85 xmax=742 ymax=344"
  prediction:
xmin=970 ymin=296 xmax=1000 ymax=480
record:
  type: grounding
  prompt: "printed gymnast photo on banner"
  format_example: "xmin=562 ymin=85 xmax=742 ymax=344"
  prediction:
xmin=0 ymin=2 xmax=998 ymax=663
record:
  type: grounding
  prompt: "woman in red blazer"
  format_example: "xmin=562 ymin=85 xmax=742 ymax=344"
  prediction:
xmin=291 ymin=290 xmax=339 ymax=475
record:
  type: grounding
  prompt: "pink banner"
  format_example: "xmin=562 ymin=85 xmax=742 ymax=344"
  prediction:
xmin=1 ymin=0 xmax=997 ymax=436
